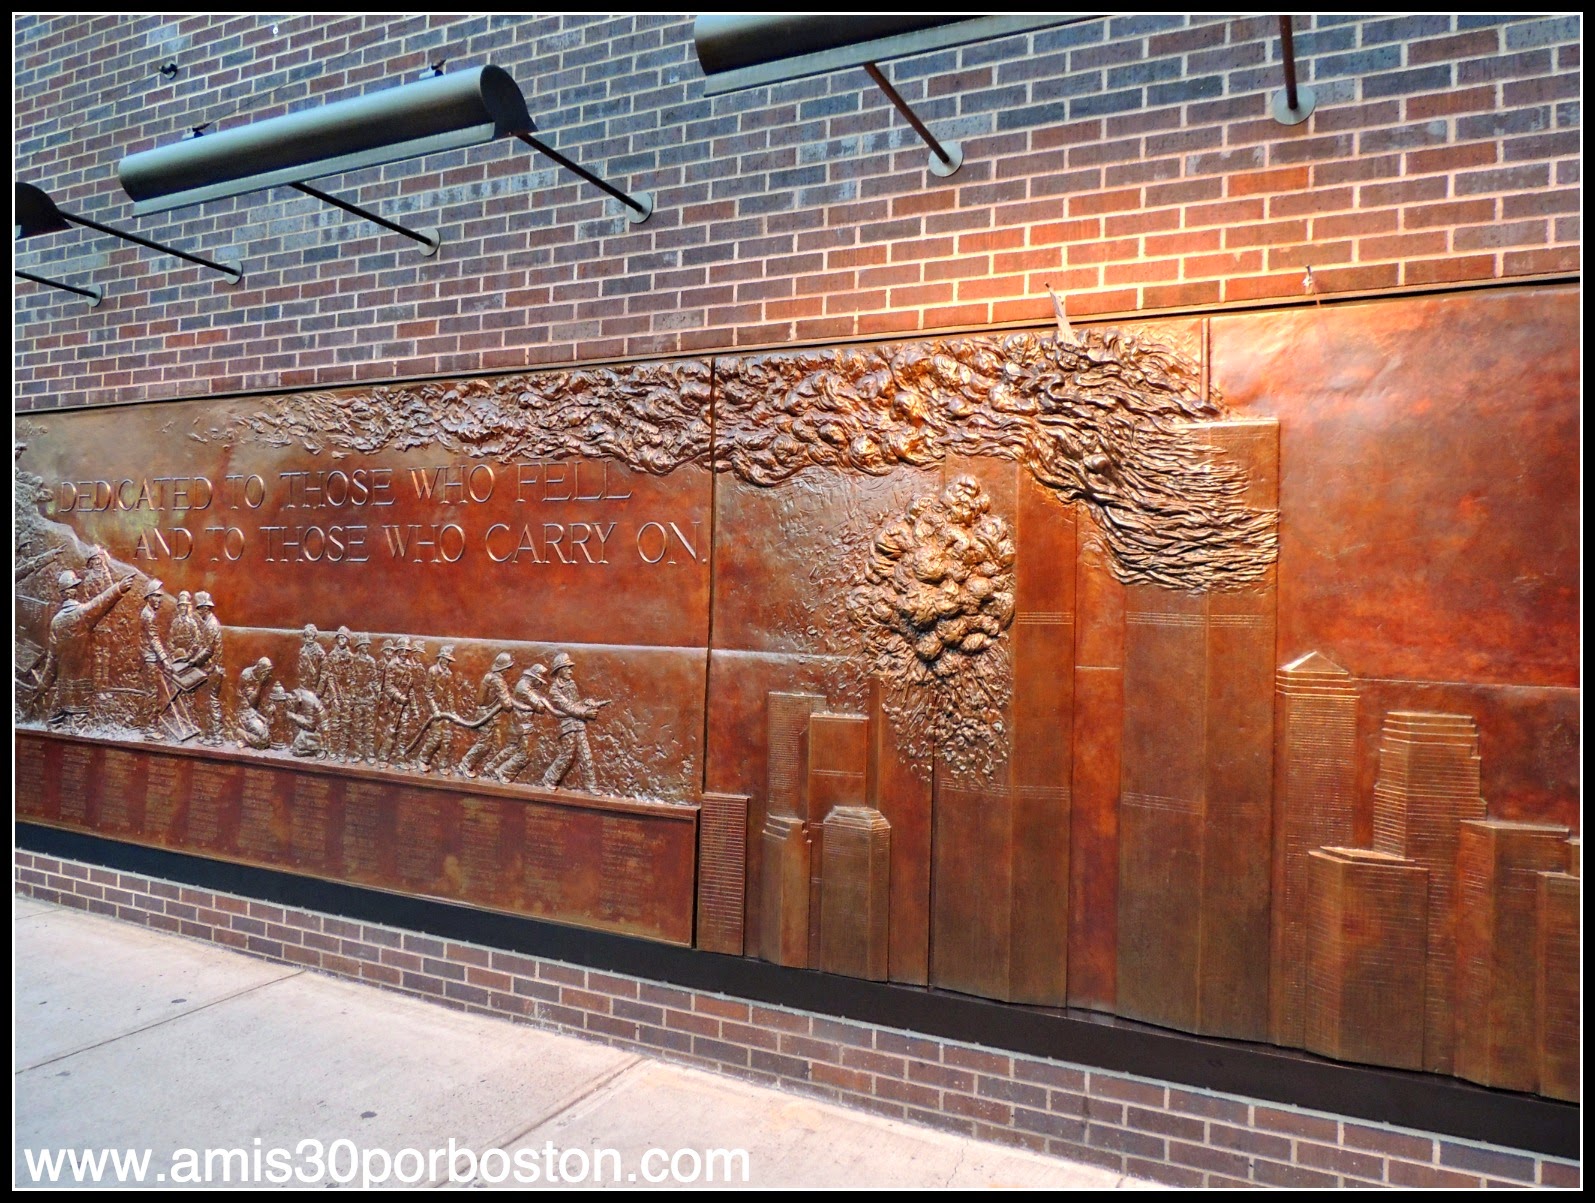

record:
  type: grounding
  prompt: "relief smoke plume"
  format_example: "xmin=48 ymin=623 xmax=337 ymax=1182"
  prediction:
xmin=849 ymin=476 xmax=1016 ymax=779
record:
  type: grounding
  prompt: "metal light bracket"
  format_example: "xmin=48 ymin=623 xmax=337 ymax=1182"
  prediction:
xmin=863 ymin=62 xmax=962 ymax=177
xmin=1271 ymin=15 xmax=1317 ymax=126
xmin=16 ymin=269 xmax=103 ymax=306
xmin=15 ymin=182 xmax=242 ymax=283
xmin=289 ymin=182 xmax=440 ymax=255
xmin=514 ymin=132 xmax=653 ymax=225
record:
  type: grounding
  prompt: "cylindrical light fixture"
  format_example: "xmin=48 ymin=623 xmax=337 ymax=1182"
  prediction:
xmin=118 ymin=65 xmax=533 ymax=216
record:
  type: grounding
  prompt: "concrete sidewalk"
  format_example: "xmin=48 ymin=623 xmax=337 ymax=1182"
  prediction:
xmin=14 ymin=895 xmax=1158 ymax=1189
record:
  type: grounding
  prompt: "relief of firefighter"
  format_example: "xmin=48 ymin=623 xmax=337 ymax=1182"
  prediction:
xmin=19 ymin=585 xmax=624 ymax=798
xmin=16 ymin=456 xmax=638 ymax=797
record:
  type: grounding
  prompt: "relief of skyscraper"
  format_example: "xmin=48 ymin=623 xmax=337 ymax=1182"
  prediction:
xmin=758 ymin=691 xmax=825 ymax=967
xmin=697 ymin=792 xmax=750 ymax=956
xmin=931 ymin=462 xmax=1073 ymax=1006
xmin=1303 ymin=846 xmax=1428 ymax=1071
xmin=1454 ymin=819 xmax=1570 ymax=1092
xmin=820 ymin=806 xmax=891 ymax=981
xmin=1268 ymin=651 xmax=1358 ymax=1049
xmin=807 ymin=712 xmax=881 ymax=975
xmin=1535 ymin=862 xmax=1580 ymax=1103
xmin=1370 ymin=712 xmax=1485 ymax=1075
xmin=1119 ymin=418 xmax=1278 ymax=1040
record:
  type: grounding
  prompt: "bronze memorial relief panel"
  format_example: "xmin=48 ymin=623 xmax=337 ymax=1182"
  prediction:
xmin=702 ymin=322 xmax=1277 ymax=1007
xmin=1213 ymin=285 xmax=1579 ymax=1095
xmin=15 ymin=286 xmax=1580 ymax=1099
xmin=16 ymin=360 xmax=715 ymax=944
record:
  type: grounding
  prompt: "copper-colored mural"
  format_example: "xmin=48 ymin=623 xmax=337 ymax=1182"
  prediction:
xmin=13 ymin=285 xmax=1580 ymax=1100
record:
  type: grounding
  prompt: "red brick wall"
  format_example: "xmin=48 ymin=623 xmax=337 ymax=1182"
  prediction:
xmin=13 ymin=14 xmax=1581 ymax=411
xmin=13 ymin=850 xmax=1581 ymax=1189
